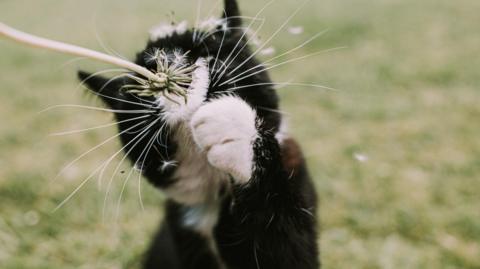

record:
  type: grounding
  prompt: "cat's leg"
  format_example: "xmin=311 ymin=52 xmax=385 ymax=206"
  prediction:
xmin=143 ymin=218 xmax=180 ymax=269
xmin=190 ymin=96 xmax=319 ymax=269
xmin=144 ymin=201 xmax=224 ymax=269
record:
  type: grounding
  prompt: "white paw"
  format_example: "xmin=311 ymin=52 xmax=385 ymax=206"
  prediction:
xmin=190 ymin=96 xmax=258 ymax=182
xmin=159 ymin=58 xmax=209 ymax=125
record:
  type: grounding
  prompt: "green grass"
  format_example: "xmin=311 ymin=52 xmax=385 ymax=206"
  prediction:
xmin=1 ymin=0 xmax=480 ymax=268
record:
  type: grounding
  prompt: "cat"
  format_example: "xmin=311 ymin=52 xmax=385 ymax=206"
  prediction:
xmin=78 ymin=0 xmax=319 ymax=268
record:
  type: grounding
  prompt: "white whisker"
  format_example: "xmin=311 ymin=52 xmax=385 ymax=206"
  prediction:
xmin=222 ymin=29 xmax=328 ymax=82
xmin=211 ymin=0 xmax=273 ymax=82
xmin=75 ymin=68 xmax=126 ymax=91
xmin=50 ymin=120 xmax=148 ymax=184
xmin=57 ymin=57 xmax=87 ymax=70
xmin=115 ymin=125 xmax=162 ymax=220
xmin=92 ymin=11 xmax=128 ymax=61
xmin=257 ymin=106 xmax=290 ymax=116
xmin=114 ymin=161 xmax=136 ymax=220
xmin=263 ymin=29 xmax=329 ymax=65
xmin=227 ymin=82 xmax=339 ymax=92
xmin=49 ymin=114 xmax=150 ymax=136
xmin=102 ymin=117 xmax=160 ymax=220
xmin=83 ymin=75 xmax=158 ymax=108
xmin=38 ymin=104 xmax=153 ymax=114
xmin=211 ymin=19 xmax=266 ymax=86
xmin=219 ymin=0 xmax=310 ymax=84
xmin=53 ymin=165 xmax=101 ymax=212
xmin=222 ymin=46 xmax=348 ymax=86
xmin=135 ymin=124 xmax=164 ymax=212
xmin=221 ymin=29 xmax=329 ymax=86
xmin=210 ymin=11 xmax=228 ymax=76
xmin=193 ymin=0 xmax=204 ymax=42
xmin=54 ymin=117 xmax=153 ymax=213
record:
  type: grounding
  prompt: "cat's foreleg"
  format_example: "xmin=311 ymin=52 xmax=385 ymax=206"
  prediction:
xmin=191 ymin=96 xmax=319 ymax=269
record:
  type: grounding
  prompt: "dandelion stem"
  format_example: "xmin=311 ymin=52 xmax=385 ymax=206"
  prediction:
xmin=0 ymin=22 xmax=164 ymax=84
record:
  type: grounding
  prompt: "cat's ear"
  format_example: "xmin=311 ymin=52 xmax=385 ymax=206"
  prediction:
xmin=78 ymin=70 xmax=122 ymax=108
xmin=222 ymin=0 xmax=242 ymax=28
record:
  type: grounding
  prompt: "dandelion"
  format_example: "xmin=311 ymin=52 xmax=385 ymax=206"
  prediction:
xmin=0 ymin=22 xmax=194 ymax=102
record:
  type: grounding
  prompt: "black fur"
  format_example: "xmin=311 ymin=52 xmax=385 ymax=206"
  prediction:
xmin=78 ymin=0 xmax=319 ymax=268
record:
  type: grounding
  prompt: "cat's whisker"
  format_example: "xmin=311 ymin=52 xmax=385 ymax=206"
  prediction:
xmin=195 ymin=0 xmax=223 ymax=41
xmin=38 ymin=104 xmax=153 ymax=114
xmin=57 ymin=57 xmax=87 ymax=71
xmin=135 ymin=124 xmax=165 ymax=213
xmin=220 ymin=15 xmax=266 ymax=22
xmin=155 ymin=121 xmax=170 ymax=149
xmin=210 ymin=15 xmax=228 ymax=76
xmin=205 ymin=9 xmax=249 ymax=73
xmin=102 ymin=118 xmax=160 ymax=221
xmin=206 ymin=0 xmax=223 ymax=18
xmin=211 ymin=19 xmax=266 ymax=84
xmin=211 ymin=18 xmax=266 ymax=86
xmin=257 ymin=106 xmax=291 ymax=116
xmin=199 ymin=39 xmax=213 ymax=63
xmin=199 ymin=26 xmax=249 ymax=43
xmin=220 ymin=29 xmax=329 ymax=85
xmin=211 ymin=0 xmax=273 ymax=82
xmin=53 ymin=119 xmax=150 ymax=212
xmin=87 ymin=76 xmax=159 ymax=108
xmin=262 ymin=29 xmax=329 ymax=65
xmin=217 ymin=0 xmax=310 ymax=85
xmin=88 ymin=73 xmax=147 ymax=104
xmin=54 ymin=118 xmax=154 ymax=212
xmin=199 ymin=15 xmax=268 ymax=42
xmin=193 ymin=0 xmax=204 ymax=43
xmin=115 ymin=125 xmax=161 ymax=220
xmin=50 ymin=120 xmax=147 ymax=184
xmin=98 ymin=117 xmax=158 ymax=189
xmin=92 ymin=10 xmax=128 ymax=61
xmin=226 ymin=82 xmax=339 ymax=92
xmin=222 ymin=46 xmax=348 ymax=86
xmin=211 ymin=58 xmax=227 ymax=77
xmin=128 ymin=93 xmax=158 ymax=106
xmin=114 ymin=160 xmax=137 ymax=221
xmin=75 ymin=68 xmax=126 ymax=91
xmin=48 ymin=114 xmax=149 ymax=136
xmin=81 ymin=73 xmax=168 ymax=110
xmin=53 ymin=162 xmax=105 ymax=212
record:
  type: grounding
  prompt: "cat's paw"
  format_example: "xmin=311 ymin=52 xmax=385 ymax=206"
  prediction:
xmin=190 ymin=96 xmax=258 ymax=182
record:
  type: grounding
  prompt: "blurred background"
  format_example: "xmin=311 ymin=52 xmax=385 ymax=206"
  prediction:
xmin=1 ymin=0 xmax=479 ymax=268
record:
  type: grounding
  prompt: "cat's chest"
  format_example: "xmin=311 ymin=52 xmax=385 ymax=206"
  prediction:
xmin=163 ymin=123 xmax=228 ymax=205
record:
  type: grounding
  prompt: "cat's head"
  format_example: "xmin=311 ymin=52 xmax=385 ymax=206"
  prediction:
xmin=79 ymin=0 xmax=279 ymax=141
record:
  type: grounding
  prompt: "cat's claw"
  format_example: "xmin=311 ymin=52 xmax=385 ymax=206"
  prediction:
xmin=190 ymin=96 xmax=258 ymax=183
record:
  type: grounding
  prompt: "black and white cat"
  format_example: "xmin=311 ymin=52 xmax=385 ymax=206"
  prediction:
xmin=78 ymin=0 xmax=319 ymax=268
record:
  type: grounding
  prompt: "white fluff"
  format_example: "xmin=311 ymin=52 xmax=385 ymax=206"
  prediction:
xmin=159 ymin=58 xmax=210 ymax=125
xmin=164 ymin=123 xmax=228 ymax=205
xmin=198 ymin=17 xmax=227 ymax=32
xmin=149 ymin=20 xmax=188 ymax=40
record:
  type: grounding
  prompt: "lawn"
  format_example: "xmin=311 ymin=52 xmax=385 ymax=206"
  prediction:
xmin=1 ymin=0 xmax=479 ymax=268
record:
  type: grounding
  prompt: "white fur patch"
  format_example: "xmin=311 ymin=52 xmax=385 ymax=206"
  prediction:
xmin=149 ymin=20 xmax=188 ymax=40
xmin=198 ymin=17 xmax=227 ymax=33
xmin=182 ymin=203 xmax=219 ymax=234
xmin=190 ymin=96 xmax=258 ymax=183
xmin=164 ymin=124 xmax=228 ymax=205
xmin=275 ymin=118 xmax=289 ymax=144
xmin=158 ymin=58 xmax=210 ymax=125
